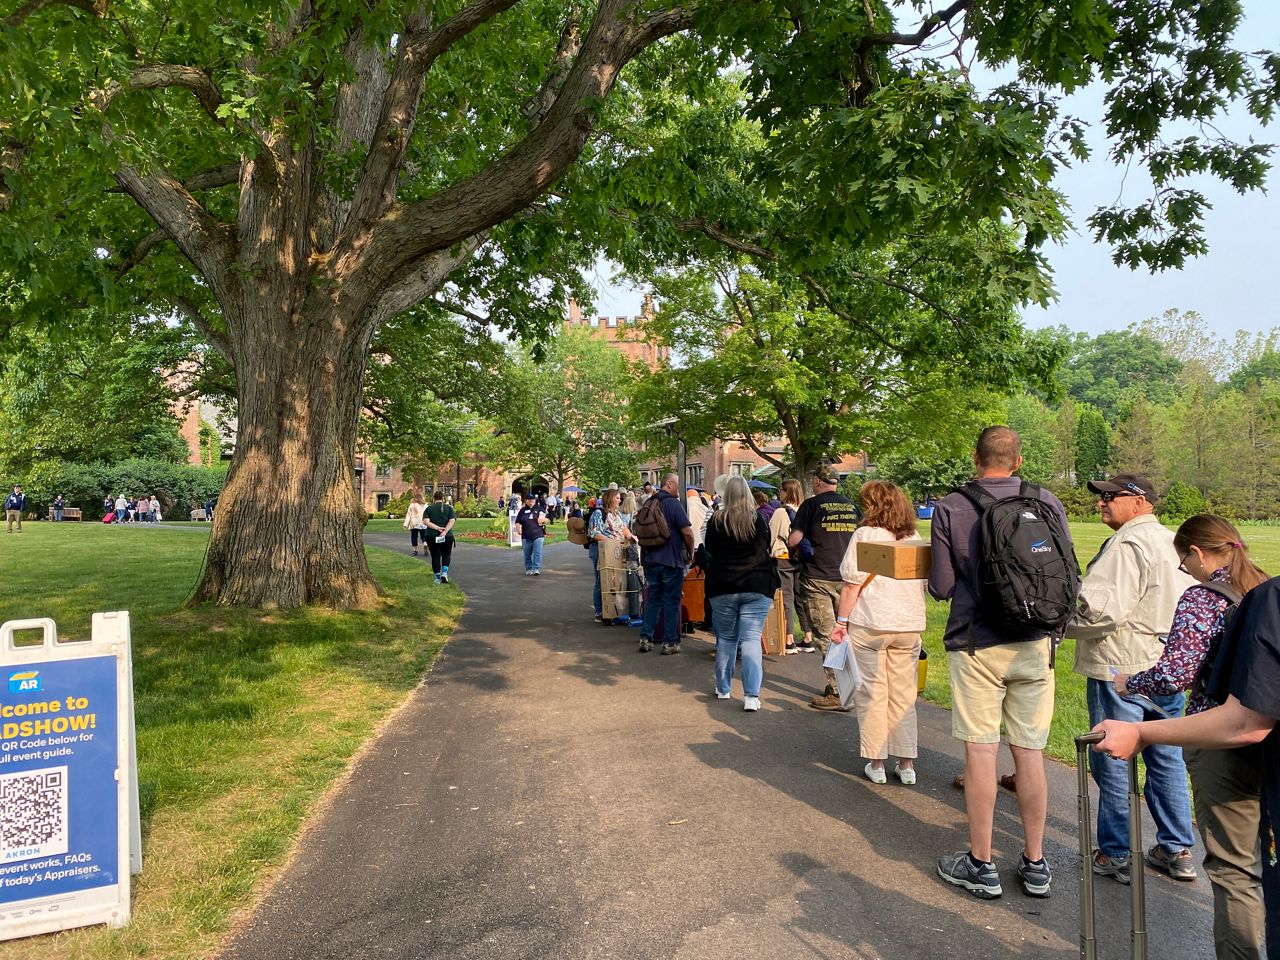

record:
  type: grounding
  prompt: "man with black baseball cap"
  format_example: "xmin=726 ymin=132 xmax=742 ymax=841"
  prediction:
xmin=1066 ymin=471 xmax=1198 ymax=884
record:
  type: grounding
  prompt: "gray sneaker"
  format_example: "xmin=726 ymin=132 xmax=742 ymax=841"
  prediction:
xmin=1146 ymin=844 xmax=1197 ymax=880
xmin=660 ymin=642 xmax=680 ymax=655
xmin=1017 ymin=853 xmax=1052 ymax=898
xmin=938 ymin=851 xmax=1002 ymax=900
xmin=638 ymin=638 xmax=653 ymax=653
xmin=1092 ymin=851 xmax=1131 ymax=885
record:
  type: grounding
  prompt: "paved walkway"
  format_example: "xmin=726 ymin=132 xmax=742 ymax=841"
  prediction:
xmin=221 ymin=538 xmax=1215 ymax=960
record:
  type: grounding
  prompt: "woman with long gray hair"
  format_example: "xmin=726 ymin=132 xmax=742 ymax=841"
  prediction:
xmin=704 ymin=475 xmax=780 ymax=711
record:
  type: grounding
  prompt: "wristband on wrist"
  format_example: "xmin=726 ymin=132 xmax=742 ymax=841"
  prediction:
xmin=836 ymin=616 xmax=848 ymax=624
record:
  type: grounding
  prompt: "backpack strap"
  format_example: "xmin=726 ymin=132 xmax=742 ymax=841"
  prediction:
xmin=1196 ymin=580 xmax=1243 ymax=605
xmin=956 ymin=481 xmax=998 ymax=513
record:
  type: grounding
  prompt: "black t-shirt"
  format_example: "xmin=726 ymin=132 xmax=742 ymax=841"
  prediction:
xmin=515 ymin=506 xmax=546 ymax=541
xmin=791 ymin=491 xmax=858 ymax=581
xmin=1228 ymin=579 xmax=1280 ymax=879
xmin=704 ymin=514 xmax=780 ymax=600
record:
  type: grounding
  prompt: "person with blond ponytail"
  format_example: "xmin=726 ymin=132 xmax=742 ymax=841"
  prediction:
xmin=1114 ymin=514 xmax=1268 ymax=959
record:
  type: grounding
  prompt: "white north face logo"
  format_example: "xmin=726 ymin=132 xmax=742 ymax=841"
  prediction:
xmin=1021 ymin=511 xmax=1038 ymax=520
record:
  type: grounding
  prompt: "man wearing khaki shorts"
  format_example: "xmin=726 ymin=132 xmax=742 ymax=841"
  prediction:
xmin=928 ymin=426 xmax=1074 ymax=901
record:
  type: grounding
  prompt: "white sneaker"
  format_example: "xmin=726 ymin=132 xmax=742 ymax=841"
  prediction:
xmin=864 ymin=763 xmax=887 ymax=784
xmin=743 ymin=696 xmax=761 ymax=712
xmin=715 ymin=690 xmax=731 ymax=700
xmin=894 ymin=763 xmax=917 ymax=785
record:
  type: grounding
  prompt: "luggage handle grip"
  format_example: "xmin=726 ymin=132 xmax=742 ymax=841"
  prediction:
xmin=1074 ymin=731 xmax=1104 ymax=748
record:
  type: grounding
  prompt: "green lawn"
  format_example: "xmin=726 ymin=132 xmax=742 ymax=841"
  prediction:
xmin=0 ymin=523 xmax=462 ymax=960
xmin=365 ymin=515 xmax=569 ymax=546
xmin=917 ymin=519 xmax=1280 ymax=763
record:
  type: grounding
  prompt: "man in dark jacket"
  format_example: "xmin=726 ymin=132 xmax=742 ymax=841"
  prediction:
xmin=928 ymin=426 xmax=1073 ymax=902
xmin=5 ymin=484 xmax=25 ymax=533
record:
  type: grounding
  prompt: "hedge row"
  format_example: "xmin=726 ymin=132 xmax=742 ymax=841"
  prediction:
xmin=16 ymin=459 xmax=228 ymax=519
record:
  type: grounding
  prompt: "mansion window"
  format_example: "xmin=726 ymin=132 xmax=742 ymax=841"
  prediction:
xmin=686 ymin=463 xmax=704 ymax=489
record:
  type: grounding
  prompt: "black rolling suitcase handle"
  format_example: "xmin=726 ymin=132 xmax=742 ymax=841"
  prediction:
xmin=1075 ymin=732 xmax=1147 ymax=960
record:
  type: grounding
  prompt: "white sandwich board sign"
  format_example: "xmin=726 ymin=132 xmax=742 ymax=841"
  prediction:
xmin=0 ymin=612 xmax=140 ymax=941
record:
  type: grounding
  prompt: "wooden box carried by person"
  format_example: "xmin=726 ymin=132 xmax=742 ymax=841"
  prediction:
xmin=759 ymin=589 xmax=788 ymax=655
xmin=855 ymin=539 xmax=932 ymax=580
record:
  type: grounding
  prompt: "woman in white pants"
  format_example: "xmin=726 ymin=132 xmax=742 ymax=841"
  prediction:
xmin=831 ymin=481 xmax=926 ymax=785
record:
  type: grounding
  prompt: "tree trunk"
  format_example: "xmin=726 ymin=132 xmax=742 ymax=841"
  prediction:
xmin=193 ymin=300 xmax=379 ymax=609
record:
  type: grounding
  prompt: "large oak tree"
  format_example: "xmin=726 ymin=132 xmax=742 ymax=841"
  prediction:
xmin=1 ymin=0 xmax=1275 ymax=606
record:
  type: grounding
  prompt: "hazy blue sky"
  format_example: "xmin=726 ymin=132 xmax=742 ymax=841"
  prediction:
xmin=591 ymin=3 xmax=1280 ymax=337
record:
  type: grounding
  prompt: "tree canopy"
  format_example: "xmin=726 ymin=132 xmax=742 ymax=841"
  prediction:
xmin=1 ymin=0 xmax=1276 ymax=606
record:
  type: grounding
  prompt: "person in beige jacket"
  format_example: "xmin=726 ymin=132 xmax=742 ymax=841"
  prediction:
xmin=1066 ymin=473 xmax=1198 ymax=885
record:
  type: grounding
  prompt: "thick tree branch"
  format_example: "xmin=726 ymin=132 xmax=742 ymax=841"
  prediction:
xmin=92 ymin=63 xmax=225 ymax=122
xmin=184 ymin=162 xmax=240 ymax=191
xmin=521 ymin=5 xmax=584 ymax=124
xmin=858 ymin=0 xmax=970 ymax=51
xmin=361 ymin=0 xmax=693 ymax=287
xmin=114 ymin=162 xmax=232 ymax=299
xmin=367 ymin=233 xmax=489 ymax=329
xmin=4 ymin=0 xmax=104 ymax=28
xmin=338 ymin=0 xmax=523 ymax=244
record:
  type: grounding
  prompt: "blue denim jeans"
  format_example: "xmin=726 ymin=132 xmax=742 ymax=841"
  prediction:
xmin=522 ymin=537 xmax=544 ymax=573
xmin=710 ymin=592 xmax=772 ymax=698
xmin=1087 ymin=677 xmax=1195 ymax=857
xmin=641 ymin=563 xmax=684 ymax=645
xmin=589 ymin=542 xmax=601 ymax=615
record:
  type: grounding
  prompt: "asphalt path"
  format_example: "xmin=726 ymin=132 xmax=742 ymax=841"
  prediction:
xmin=220 ymin=535 xmax=1216 ymax=960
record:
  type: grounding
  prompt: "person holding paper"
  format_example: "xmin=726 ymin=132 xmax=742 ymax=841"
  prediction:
xmin=831 ymin=481 xmax=925 ymax=786
xmin=424 ymin=490 xmax=456 ymax=584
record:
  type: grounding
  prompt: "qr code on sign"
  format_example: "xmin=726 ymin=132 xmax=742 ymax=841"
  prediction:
xmin=0 ymin=766 xmax=69 ymax=862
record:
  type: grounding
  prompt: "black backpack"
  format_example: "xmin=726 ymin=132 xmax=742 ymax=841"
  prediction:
xmin=1193 ymin=580 xmax=1244 ymax=705
xmin=957 ymin=481 xmax=1080 ymax=654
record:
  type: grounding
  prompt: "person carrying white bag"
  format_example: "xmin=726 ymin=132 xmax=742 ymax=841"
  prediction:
xmin=829 ymin=480 xmax=927 ymax=787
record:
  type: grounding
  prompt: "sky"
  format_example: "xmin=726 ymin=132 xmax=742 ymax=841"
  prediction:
xmin=590 ymin=2 xmax=1280 ymax=338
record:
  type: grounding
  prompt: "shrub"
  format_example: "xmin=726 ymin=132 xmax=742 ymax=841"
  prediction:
xmin=1160 ymin=481 xmax=1207 ymax=521
xmin=453 ymin=495 xmax=497 ymax=518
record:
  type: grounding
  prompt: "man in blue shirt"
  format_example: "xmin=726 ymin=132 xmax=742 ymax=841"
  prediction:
xmin=639 ymin=473 xmax=694 ymax=654
xmin=515 ymin=493 xmax=548 ymax=576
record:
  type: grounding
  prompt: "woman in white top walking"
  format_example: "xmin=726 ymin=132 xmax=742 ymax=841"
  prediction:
xmin=831 ymin=480 xmax=927 ymax=785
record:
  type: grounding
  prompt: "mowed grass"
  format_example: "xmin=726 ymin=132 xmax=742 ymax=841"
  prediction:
xmin=365 ymin=516 xmax=570 ymax=546
xmin=0 ymin=522 xmax=462 ymax=960
xmin=917 ymin=519 xmax=1280 ymax=763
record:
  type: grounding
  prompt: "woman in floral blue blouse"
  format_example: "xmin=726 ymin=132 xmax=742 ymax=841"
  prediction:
xmin=1115 ymin=515 xmax=1268 ymax=959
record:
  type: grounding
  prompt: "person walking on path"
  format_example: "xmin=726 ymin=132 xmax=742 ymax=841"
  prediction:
xmin=929 ymin=426 xmax=1072 ymax=901
xmin=404 ymin=493 xmax=428 ymax=556
xmin=1112 ymin=514 xmax=1268 ymax=959
xmin=704 ymin=476 xmax=780 ymax=712
xmin=424 ymin=490 xmax=456 ymax=584
xmin=5 ymin=485 xmax=24 ymax=533
xmin=769 ymin=478 xmax=810 ymax=656
xmin=831 ymin=480 xmax=926 ymax=786
xmin=1065 ymin=473 xmax=1198 ymax=885
xmin=1092 ymin=574 xmax=1280 ymax=960
xmin=114 ymin=493 xmax=128 ymax=525
xmin=786 ymin=464 xmax=858 ymax=709
xmin=636 ymin=473 xmax=693 ymax=655
xmin=515 ymin=493 xmax=548 ymax=576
